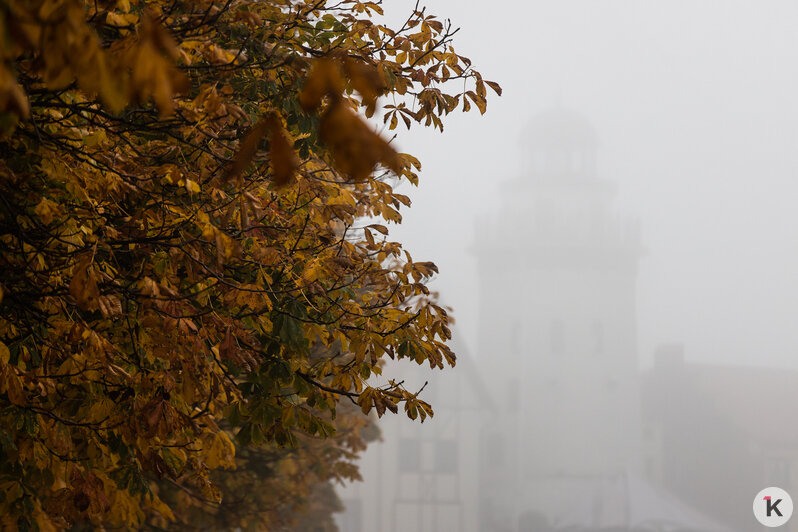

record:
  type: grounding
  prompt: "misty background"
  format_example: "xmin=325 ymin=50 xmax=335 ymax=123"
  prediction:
xmin=335 ymin=2 xmax=798 ymax=531
xmin=385 ymin=0 xmax=798 ymax=370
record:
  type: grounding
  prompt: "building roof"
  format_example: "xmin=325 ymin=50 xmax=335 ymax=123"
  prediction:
xmin=644 ymin=350 xmax=798 ymax=446
xmin=624 ymin=473 xmax=732 ymax=532
xmin=523 ymin=472 xmax=732 ymax=531
xmin=689 ymin=363 xmax=798 ymax=445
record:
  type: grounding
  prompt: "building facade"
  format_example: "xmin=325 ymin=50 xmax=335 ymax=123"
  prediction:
xmin=335 ymin=341 xmax=491 ymax=532
xmin=475 ymin=109 xmax=644 ymax=530
xmin=335 ymin=110 xmax=741 ymax=532
xmin=643 ymin=345 xmax=798 ymax=532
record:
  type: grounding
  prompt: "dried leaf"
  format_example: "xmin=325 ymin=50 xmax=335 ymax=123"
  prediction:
xmin=265 ymin=112 xmax=298 ymax=187
xmin=69 ymin=258 xmax=100 ymax=312
xmin=226 ymin=119 xmax=269 ymax=181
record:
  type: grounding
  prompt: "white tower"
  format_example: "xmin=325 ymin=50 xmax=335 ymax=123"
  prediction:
xmin=476 ymin=109 xmax=643 ymax=530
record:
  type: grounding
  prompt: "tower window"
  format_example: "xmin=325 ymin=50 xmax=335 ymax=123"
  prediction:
xmin=550 ymin=319 xmax=564 ymax=355
xmin=508 ymin=379 xmax=520 ymax=411
xmin=398 ymin=438 xmax=421 ymax=472
xmin=435 ymin=440 xmax=458 ymax=473
xmin=593 ymin=320 xmax=604 ymax=355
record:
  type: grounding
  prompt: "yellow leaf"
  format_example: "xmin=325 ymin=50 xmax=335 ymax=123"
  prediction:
xmin=0 ymin=342 xmax=9 ymax=365
xmin=150 ymin=495 xmax=175 ymax=522
xmin=33 ymin=505 xmax=58 ymax=532
xmin=106 ymin=11 xmax=131 ymax=27
xmin=398 ymin=152 xmax=421 ymax=170
xmin=205 ymin=431 xmax=236 ymax=469
xmin=34 ymin=197 xmax=60 ymax=225
xmin=3 ymin=369 xmax=26 ymax=406
xmin=110 ymin=488 xmax=143 ymax=528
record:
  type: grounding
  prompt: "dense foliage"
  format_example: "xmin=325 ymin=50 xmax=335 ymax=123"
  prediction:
xmin=0 ymin=0 xmax=498 ymax=529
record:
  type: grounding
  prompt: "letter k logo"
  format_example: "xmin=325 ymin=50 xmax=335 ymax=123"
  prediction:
xmin=766 ymin=496 xmax=784 ymax=517
xmin=754 ymin=487 xmax=793 ymax=527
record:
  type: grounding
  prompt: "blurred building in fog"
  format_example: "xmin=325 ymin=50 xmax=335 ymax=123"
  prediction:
xmin=335 ymin=340 xmax=492 ymax=532
xmin=643 ymin=344 xmax=798 ymax=532
xmin=336 ymin=109 xmax=781 ymax=532
xmin=473 ymin=109 xmax=735 ymax=532
xmin=475 ymin=108 xmax=645 ymax=530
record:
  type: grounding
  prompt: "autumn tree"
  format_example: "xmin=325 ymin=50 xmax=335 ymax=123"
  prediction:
xmin=0 ymin=0 xmax=499 ymax=529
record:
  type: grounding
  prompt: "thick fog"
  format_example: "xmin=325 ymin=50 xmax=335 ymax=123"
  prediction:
xmin=389 ymin=0 xmax=798 ymax=370
xmin=336 ymin=2 xmax=798 ymax=531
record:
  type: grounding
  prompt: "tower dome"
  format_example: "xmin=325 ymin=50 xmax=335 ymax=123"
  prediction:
xmin=524 ymin=108 xmax=598 ymax=179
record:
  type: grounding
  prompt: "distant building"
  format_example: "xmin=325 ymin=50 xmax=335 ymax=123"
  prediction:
xmin=474 ymin=108 xmax=645 ymax=530
xmin=643 ymin=344 xmax=798 ymax=532
xmin=335 ymin=110 xmax=760 ymax=532
xmin=335 ymin=339 xmax=492 ymax=532
xmin=474 ymin=109 xmax=730 ymax=532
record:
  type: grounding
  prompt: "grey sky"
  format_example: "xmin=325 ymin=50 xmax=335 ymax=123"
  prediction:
xmin=384 ymin=0 xmax=798 ymax=369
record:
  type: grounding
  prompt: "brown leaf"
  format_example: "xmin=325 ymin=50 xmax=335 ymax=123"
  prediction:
xmin=2 ymin=368 xmax=27 ymax=406
xmin=0 ymin=65 xmax=29 ymax=120
xmin=141 ymin=13 xmax=181 ymax=62
xmin=125 ymin=14 xmax=189 ymax=117
xmin=299 ymin=58 xmax=344 ymax=112
xmin=343 ymin=58 xmax=386 ymax=116
xmin=98 ymin=295 xmax=123 ymax=318
xmin=415 ymin=261 xmax=439 ymax=276
xmin=226 ymin=119 xmax=269 ymax=181
xmin=485 ymin=80 xmax=503 ymax=96
xmin=320 ymin=100 xmax=402 ymax=181
xmin=69 ymin=258 xmax=100 ymax=312
xmin=219 ymin=326 xmax=235 ymax=360
xmin=265 ymin=112 xmax=298 ymax=187
xmin=373 ymin=393 xmax=385 ymax=417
